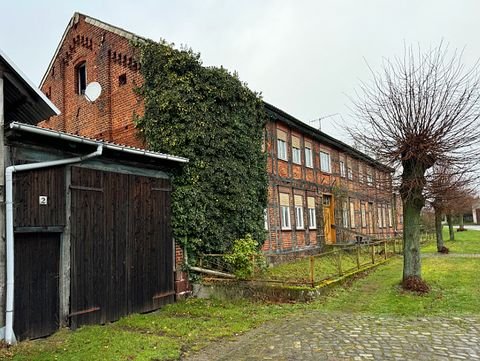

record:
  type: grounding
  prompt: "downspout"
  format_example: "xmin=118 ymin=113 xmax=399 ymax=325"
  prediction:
xmin=3 ymin=144 xmax=103 ymax=344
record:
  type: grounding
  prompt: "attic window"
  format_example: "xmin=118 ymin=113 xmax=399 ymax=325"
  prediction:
xmin=76 ymin=62 xmax=87 ymax=94
xmin=118 ymin=73 xmax=127 ymax=86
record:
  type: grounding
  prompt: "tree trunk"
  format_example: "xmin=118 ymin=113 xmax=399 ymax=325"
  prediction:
xmin=458 ymin=214 xmax=465 ymax=231
xmin=447 ymin=214 xmax=454 ymax=240
xmin=402 ymin=197 xmax=423 ymax=280
xmin=434 ymin=208 xmax=444 ymax=252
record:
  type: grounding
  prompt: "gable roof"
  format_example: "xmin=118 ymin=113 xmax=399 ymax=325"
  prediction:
xmin=0 ymin=48 xmax=60 ymax=124
xmin=40 ymin=12 xmax=146 ymax=88
xmin=264 ymin=102 xmax=393 ymax=172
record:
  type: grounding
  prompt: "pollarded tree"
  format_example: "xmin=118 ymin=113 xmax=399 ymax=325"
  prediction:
xmin=427 ymin=165 xmax=474 ymax=252
xmin=350 ymin=44 xmax=480 ymax=291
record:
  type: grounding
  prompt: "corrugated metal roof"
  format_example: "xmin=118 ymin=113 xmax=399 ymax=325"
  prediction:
xmin=0 ymin=48 xmax=60 ymax=125
xmin=9 ymin=122 xmax=189 ymax=164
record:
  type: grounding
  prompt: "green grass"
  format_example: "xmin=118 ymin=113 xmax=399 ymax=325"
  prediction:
xmin=422 ymin=229 xmax=480 ymax=254
xmin=315 ymin=256 xmax=480 ymax=316
xmin=261 ymin=246 xmax=389 ymax=285
xmin=3 ymin=231 xmax=479 ymax=360
xmin=1 ymin=299 xmax=300 ymax=361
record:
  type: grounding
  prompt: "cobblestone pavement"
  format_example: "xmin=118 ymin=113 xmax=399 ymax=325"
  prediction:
xmin=182 ymin=312 xmax=480 ymax=361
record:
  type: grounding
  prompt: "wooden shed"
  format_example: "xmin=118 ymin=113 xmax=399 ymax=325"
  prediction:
xmin=0 ymin=47 xmax=188 ymax=342
xmin=5 ymin=123 xmax=187 ymax=341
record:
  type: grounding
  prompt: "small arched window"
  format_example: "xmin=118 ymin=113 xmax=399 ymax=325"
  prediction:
xmin=75 ymin=62 xmax=87 ymax=95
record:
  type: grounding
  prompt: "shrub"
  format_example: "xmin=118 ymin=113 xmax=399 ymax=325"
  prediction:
xmin=223 ymin=235 xmax=266 ymax=279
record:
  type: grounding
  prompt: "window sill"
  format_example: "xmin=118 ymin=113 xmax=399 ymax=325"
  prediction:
xmin=296 ymin=227 xmax=305 ymax=230
xmin=308 ymin=227 xmax=317 ymax=230
xmin=281 ymin=227 xmax=292 ymax=231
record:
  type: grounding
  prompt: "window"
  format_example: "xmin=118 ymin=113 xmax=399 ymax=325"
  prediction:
xmin=264 ymin=209 xmax=269 ymax=230
xmin=320 ymin=151 xmax=331 ymax=173
xmin=294 ymin=195 xmax=304 ymax=229
xmin=118 ymin=73 xmax=127 ymax=86
xmin=347 ymin=167 xmax=353 ymax=180
xmin=279 ymin=193 xmax=291 ymax=230
xmin=361 ymin=203 xmax=367 ymax=228
xmin=277 ymin=129 xmax=287 ymax=161
xmin=358 ymin=164 xmax=364 ymax=184
xmin=277 ymin=139 xmax=287 ymax=160
xmin=377 ymin=206 xmax=383 ymax=228
xmin=342 ymin=201 xmax=349 ymax=228
xmin=382 ymin=206 xmax=387 ymax=228
xmin=349 ymin=201 xmax=356 ymax=228
xmin=76 ymin=62 xmax=87 ymax=94
xmin=292 ymin=148 xmax=301 ymax=164
xmin=367 ymin=172 xmax=373 ymax=187
xmin=340 ymin=161 xmax=346 ymax=178
xmin=307 ymin=196 xmax=316 ymax=229
xmin=388 ymin=206 xmax=393 ymax=227
xmin=305 ymin=144 xmax=313 ymax=168
xmin=291 ymin=136 xmax=301 ymax=164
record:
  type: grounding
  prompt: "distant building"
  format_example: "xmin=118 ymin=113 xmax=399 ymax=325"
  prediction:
xmin=39 ymin=12 xmax=402 ymax=257
xmin=473 ymin=199 xmax=480 ymax=224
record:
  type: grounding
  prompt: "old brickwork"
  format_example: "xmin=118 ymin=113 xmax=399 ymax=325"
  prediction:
xmin=40 ymin=13 xmax=403 ymax=263
xmin=39 ymin=13 xmax=144 ymax=148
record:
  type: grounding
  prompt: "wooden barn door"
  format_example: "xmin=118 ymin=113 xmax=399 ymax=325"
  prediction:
xmin=14 ymin=233 xmax=60 ymax=340
xmin=70 ymin=167 xmax=173 ymax=329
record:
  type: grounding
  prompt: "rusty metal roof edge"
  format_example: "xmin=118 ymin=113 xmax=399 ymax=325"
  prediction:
xmin=9 ymin=122 xmax=189 ymax=164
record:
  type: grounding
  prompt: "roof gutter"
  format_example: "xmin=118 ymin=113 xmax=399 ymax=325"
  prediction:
xmin=2 ymin=145 xmax=103 ymax=344
xmin=9 ymin=122 xmax=188 ymax=163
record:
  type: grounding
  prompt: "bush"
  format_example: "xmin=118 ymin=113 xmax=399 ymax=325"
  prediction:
xmin=223 ymin=235 xmax=266 ymax=279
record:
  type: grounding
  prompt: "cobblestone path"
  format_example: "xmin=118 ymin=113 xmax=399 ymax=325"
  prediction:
xmin=183 ymin=312 xmax=480 ymax=361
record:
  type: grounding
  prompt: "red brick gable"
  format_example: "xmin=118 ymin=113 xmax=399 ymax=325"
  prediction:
xmin=39 ymin=13 xmax=145 ymax=148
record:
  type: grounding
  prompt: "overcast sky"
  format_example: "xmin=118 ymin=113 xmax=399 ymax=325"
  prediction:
xmin=1 ymin=0 xmax=480 ymax=143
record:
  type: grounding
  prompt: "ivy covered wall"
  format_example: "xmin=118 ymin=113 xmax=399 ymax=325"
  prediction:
xmin=134 ymin=40 xmax=268 ymax=255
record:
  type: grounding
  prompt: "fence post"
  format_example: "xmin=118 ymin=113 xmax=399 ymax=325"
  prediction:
xmin=393 ymin=238 xmax=396 ymax=254
xmin=371 ymin=243 xmax=375 ymax=264
xmin=356 ymin=244 xmax=361 ymax=270
xmin=309 ymin=256 xmax=315 ymax=288
xmin=337 ymin=249 xmax=343 ymax=276
xmin=384 ymin=240 xmax=388 ymax=260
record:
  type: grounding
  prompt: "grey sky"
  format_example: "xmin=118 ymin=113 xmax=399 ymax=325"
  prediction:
xmin=1 ymin=0 xmax=480 ymax=143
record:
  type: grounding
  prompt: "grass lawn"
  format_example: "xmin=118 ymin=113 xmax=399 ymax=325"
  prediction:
xmin=3 ymin=231 xmax=479 ymax=360
xmin=422 ymin=228 xmax=480 ymax=254
xmin=0 ymin=298 xmax=300 ymax=361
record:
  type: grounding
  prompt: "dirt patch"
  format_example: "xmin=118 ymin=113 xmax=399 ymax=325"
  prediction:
xmin=402 ymin=276 xmax=430 ymax=294
xmin=438 ymin=246 xmax=449 ymax=254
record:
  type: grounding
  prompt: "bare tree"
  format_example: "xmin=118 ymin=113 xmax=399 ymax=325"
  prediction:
xmin=350 ymin=43 xmax=480 ymax=291
xmin=427 ymin=166 xmax=474 ymax=252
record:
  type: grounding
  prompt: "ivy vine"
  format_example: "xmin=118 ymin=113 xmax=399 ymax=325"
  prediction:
xmin=134 ymin=40 xmax=268 ymax=255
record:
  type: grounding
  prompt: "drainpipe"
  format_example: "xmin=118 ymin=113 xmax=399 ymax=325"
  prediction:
xmin=3 ymin=144 xmax=103 ymax=344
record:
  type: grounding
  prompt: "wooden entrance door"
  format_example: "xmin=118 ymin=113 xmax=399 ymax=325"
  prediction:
xmin=323 ymin=195 xmax=336 ymax=244
xmin=14 ymin=233 xmax=60 ymax=340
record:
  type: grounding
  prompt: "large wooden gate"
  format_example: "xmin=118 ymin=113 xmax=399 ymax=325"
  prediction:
xmin=14 ymin=233 xmax=60 ymax=340
xmin=69 ymin=167 xmax=173 ymax=328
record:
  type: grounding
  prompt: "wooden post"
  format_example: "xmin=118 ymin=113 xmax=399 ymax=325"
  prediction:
xmin=393 ymin=238 xmax=396 ymax=254
xmin=337 ymin=249 xmax=343 ymax=275
xmin=384 ymin=240 xmax=388 ymax=260
xmin=356 ymin=244 xmax=361 ymax=269
xmin=371 ymin=243 xmax=375 ymax=264
xmin=309 ymin=256 xmax=315 ymax=287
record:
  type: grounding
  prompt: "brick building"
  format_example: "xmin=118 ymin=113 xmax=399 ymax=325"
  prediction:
xmin=40 ymin=12 xmax=402 ymax=258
